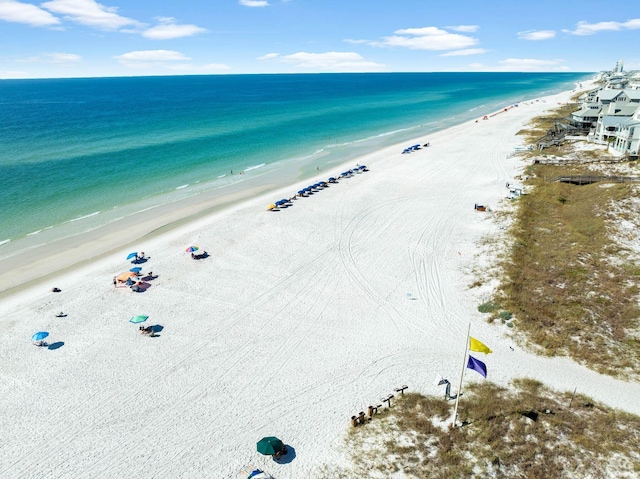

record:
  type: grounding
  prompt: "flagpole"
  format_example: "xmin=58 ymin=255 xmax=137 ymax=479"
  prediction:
xmin=452 ymin=322 xmax=471 ymax=427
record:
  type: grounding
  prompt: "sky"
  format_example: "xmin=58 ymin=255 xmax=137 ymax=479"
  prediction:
xmin=0 ymin=0 xmax=639 ymax=79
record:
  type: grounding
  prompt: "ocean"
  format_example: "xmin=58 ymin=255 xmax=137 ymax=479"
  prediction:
xmin=0 ymin=72 xmax=589 ymax=258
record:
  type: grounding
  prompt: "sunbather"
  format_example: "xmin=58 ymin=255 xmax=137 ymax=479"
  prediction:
xmin=139 ymin=325 xmax=153 ymax=335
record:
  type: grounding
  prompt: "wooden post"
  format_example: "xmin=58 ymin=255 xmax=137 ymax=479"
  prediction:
xmin=350 ymin=415 xmax=358 ymax=427
xmin=569 ymin=387 xmax=577 ymax=408
xmin=382 ymin=394 xmax=394 ymax=408
xmin=367 ymin=405 xmax=375 ymax=417
xmin=358 ymin=411 xmax=366 ymax=425
xmin=394 ymin=385 xmax=408 ymax=395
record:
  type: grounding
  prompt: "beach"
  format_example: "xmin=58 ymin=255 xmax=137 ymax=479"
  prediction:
xmin=2 ymin=83 xmax=639 ymax=479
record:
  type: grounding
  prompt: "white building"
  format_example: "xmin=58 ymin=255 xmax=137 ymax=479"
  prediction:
xmin=611 ymin=107 xmax=640 ymax=157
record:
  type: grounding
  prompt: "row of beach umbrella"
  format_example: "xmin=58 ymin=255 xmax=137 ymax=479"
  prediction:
xmin=267 ymin=165 xmax=368 ymax=211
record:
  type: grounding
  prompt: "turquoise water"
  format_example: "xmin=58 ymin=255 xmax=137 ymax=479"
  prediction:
xmin=0 ymin=72 xmax=589 ymax=253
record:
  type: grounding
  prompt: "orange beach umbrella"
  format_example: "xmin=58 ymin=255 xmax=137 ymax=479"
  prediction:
xmin=117 ymin=271 xmax=137 ymax=282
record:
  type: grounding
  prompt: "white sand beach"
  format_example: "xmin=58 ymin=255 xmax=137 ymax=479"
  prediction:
xmin=2 ymin=84 xmax=639 ymax=479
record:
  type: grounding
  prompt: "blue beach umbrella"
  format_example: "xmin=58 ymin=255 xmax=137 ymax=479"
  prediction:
xmin=129 ymin=267 xmax=142 ymax=273
xmin=32 ymin=331 xmax=49 ymax=341
xmin=185 ymin=246 xmax=199 ymax=253
xmin=129 ymin=315 xmax=148 ymax=324
xmin=297 ymin=190 xmax=305 ymax=195
xmin=126 ymin=252 xmax=138 ymax=260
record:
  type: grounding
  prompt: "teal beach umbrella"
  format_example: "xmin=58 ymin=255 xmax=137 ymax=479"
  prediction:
xmin=129 ymin=315 xmax=148 ymax=324
xmin=32 ymin=331 xmax=49 ymax=341
xmin=256 ymin=436 xmax=284 ymax=456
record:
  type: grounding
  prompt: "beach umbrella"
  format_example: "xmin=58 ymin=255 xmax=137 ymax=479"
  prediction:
xmin=126 ymin=252 xmax=138 ymax=260
xmin=129 ymin=315 xmax=148 ymax=324
xmin=185 ymin=246 xmax=199 ymax=253
xmin=267 ymin=203 xmax=277 ymax=210
xmin=117 ymin=271 xmax=137 ymax=282
xmin=32 ymin=331 xmax=49 ymax=342
xmin=129 ymin=267 xmax=142 ymax=273
xmin=256 ymin=436 xmax=284 ymax=456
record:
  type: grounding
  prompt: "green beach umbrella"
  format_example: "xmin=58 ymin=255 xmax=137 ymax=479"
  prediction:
xmin=256 ymin=436 xmax=284 ymax=456
xmin=129 ymin=315 xmax=148 ymax=324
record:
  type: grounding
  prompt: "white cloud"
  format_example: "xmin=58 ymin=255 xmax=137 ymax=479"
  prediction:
xmin=0 ymin=70 xmax=30 ymax=79
xmin=376 ymin=26 xmax=478 ymax=50
xmin=45 ymin=52 xmax=81 ymax=63
xmin=499 ymin=58 xmax=567 ymax=71
xmin=518 ymin=30 xmax=556 ymax=41
xmin=0 ymin=0 xmax=60 ymax=26
xmin=239 ymin=0 xmax=269 ymax=7
xmin=41 ymin=0 xmax=142 ymax=30
xmin=168 ymin=63 xmax=231 ymax=73
xmin=257 ymin=53 xmax=279 ymax=60
xmin=440 ymin=48 xmax=487 ymax=57
xmin=200 ymin=63 xmax=231 ymax=72
xmin=466 ymin=59 xmax=569 ymax=72
xmin=142 ymin=20 xmax=207 ymax=40
xmin=113 ymin=50 xmax=230 ymax=73
xmin=563 ymin=18 xmax=640 ymax=35
xmin=446 ymin=25 xmax=479 ymax=33
xmin=114 ymin=49 xmax=190 ymax=67
xmin=264 ymin=51 xmax=384 ymax=71
xmin=343 ymin=38 xmax=369 ymax=44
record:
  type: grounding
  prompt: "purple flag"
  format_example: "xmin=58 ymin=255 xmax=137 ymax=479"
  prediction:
xmin=467 ymin=355 xmax=487 ymax=378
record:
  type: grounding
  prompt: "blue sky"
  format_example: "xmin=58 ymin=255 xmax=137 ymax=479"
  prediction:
xmin=1 ymin=0 xmax=638 ymax=79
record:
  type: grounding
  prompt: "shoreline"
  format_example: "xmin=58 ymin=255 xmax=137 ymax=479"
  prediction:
xmin=0 ymin=76 xmax=590 ymax=297
xmin=7 ymin=81 xmax=637 ymax=479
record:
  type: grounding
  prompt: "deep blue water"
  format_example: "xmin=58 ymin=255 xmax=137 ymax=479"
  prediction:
xmin=0 ymin=72 xmax=589 ymax=252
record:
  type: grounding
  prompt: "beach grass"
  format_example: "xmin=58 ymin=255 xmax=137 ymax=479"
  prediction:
xmin=325 ymin=380 xmax=640 ymax=478
xmin=500 ymin=164 xmax=640 ymax=377
xmin=475 ymin=100 xmax=640 ymax=380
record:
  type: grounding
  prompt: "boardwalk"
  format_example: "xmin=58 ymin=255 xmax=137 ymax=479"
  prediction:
xmin=553 ymin=175 xmax=640 ymax=185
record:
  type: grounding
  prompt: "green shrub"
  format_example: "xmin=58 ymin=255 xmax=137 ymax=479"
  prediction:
xmin=478 ymin=302 xmax=497 ymax=313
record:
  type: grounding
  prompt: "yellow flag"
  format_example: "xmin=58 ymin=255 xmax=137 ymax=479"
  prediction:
xmin=469 ymin=337 xmax=492 ymax=354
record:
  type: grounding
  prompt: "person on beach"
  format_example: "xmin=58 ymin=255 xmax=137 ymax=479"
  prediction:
xmin=113 ymin=276 xmax=117 ymax=287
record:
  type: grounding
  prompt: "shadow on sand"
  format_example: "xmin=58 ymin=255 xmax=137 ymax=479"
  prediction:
xmin=48 ymin=341 xmax=65 ymax=350
xmin=273 ymin=445 xmax=296 ymax=464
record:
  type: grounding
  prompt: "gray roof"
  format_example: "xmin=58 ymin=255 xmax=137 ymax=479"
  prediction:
xmin=598 ymin=90 xmax=624 ymax=101
xmin=596 ymin=89 xmax=640 ymax=102
xmin=572 ymin=106 xmax=601 ymax=118
xmin=620 ymin=117 xmax=640 ymax=128
xmin=605 ymin=105 xmax=639 ymax=116
xmin=602 ymin=115 xmax=637 ymax=127
xmin=602 ymin=116 xmax=624 ymax=127
xmin=626 ymin=90 xmax=640 ymax=100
